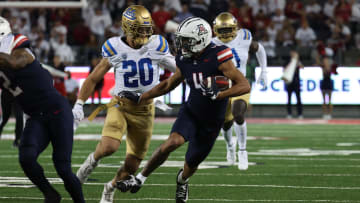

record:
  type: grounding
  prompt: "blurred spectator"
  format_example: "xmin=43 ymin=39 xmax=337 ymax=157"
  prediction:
xmin=351 ymin=0 xmax=360 ymax=21
xmin=209 ymin=0 xmax=229 ymax=19
xmin=250 ymin=0 xmax=271 ymax=16
xmin=65 ymin=71 xmax=79 ymax=107
xmin=295 ymin=20 xmax=316 ymax=47
xmin=276 ymin=19 xmax=295 ymax=47
xmin=334 ymin=0 xmax=352 ymax=23
xmin=305 ymin=0 xmax=321 ymax=21
xmin=52 ymin=55 xmax=67 ymax=97
xmin=37 ymin=9 xmax=48 ymax=32
xmin=284 ymin=0 xmax=304 ymax=23
xmin=323 ymin=0 xmax=337 ymax=19
xmin=259 ymin=33 xmax=276 ymax=59
xmin=18 ymin=17 xmax=30 ymax=36
xmin=28 ymin=26 xmax=40 ymax=44
xmin=72 ymin=19 xmax=91 ymax=45
xmin=254 ymin=9 xmax=270 ymax=38
xmin=190 ymin=0 xmax=210 ymax=22
xmin=283 ymin=50 xmax=303 ymax=119
xmin=152 ymin=0 xmax=172 ymax=34
xmin=89 ymin=57 xmax=104 ymax=104
xmin=105 ymin=16 xmax=123 ymax=38
xmin=236 ymin=4 xmax=253 ymax=30
xmin=173 ymin=3 xmax=193 ymax=23
xmin=268 ymin=0 xmax=286 ymax=14
xmin=272 ymin=8 xmax=286 ymax=31
xmin=89 ymin=7 xmax=112 ymax=44
xmin=51 ymin=33 xmax=75 ymax=65
xmin=33 ymin=33 xmax=50 ymax=64
xmin=266 ymin=21 xmax=278 ymax=44
xmin=86 ymin=34 xmax=100 ymax=61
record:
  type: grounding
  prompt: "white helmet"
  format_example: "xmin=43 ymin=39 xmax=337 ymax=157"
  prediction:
xmin=175 ymin=17 xmax=212 ymax=58
xmin=0 ymin=17 xmax=11 ymax=42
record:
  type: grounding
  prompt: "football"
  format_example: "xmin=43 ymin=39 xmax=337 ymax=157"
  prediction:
xmin=203 ymin=76 xmax=232 ymax=91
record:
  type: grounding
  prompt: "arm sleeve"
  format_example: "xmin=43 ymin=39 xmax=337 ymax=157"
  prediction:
xmin=216 ymin=46 xmax=233 ymax=65
xmin=255 ymin=43 xmax=267 ymax=71
xmin=159 ymin=54 xmax=176 ymax=73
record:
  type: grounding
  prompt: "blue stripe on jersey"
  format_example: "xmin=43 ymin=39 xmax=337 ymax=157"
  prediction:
xmin=106 ymin=40 xmax=117 ymax=55
xmin=248 ymin=30 xmax=252 ymax=40
xmin=102 ymin=45 xmax=111 ymax=57
xmin=156 ymin=36 xmax=164 ymax=51
xmin=243 ymin=29 xmax=246 ymax=40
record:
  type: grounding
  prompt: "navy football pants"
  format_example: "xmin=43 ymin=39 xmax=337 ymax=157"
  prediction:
xmin=171 ymin=106 xmax=222 ymax=168
xmin=19 ymin=105 xmax=84 ymax=202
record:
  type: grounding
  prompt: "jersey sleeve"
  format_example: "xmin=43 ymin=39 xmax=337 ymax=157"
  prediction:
xmin=216 ymin=46 xmax=233 ymax=65
xmin=154 ymin=35 xmax=170 ymax=54
xmin=240 ymin=29 xmax=252 ymax=41
xmin=101 ymin=37 xmax=118 ymax=58
xmin=12 ymin=34 xmax=30 ymax=50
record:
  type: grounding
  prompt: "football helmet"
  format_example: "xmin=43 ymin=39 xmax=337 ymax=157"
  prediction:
xmin=213 ymin=12 xmax=238 ymax=43
xmin=0 ymin=17 xmax=11 ymax=42
xmin=122 ymin=5 xmax=153 ymax=47
xmin=175 ymin=17 xmax=212 ymax=58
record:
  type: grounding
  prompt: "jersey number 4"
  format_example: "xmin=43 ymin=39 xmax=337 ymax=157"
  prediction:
xmin=0 ymin=71 xmax=23 ymax=97
xmin=122 ymin=58 xmax=153 ymax=87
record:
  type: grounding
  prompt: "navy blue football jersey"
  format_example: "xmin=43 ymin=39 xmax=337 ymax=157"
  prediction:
xmin=0 ymin=35 xmax=67 ymax=116
xmin=176 ymin=43 xmax=233 ymax=122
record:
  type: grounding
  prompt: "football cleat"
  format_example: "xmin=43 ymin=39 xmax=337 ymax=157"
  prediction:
xmin=176 ymin=169 xmax=189 ymax=203
xmin=238 ymin=150 xmax=248 ymax=170
xmin=100 ymin=183 xmax=115 ymax=203
xmin=116 ymin=175 xmax=142 ymax=193
xmin=76 ymin=152 xmax=98 ymax=184
xmin=213 ymin=12 xmax=238 ymax=43
xmin=226 ymin=145 xmax=236 ymax=165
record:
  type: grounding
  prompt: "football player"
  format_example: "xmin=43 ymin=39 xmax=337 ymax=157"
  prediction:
xmin=0 ymin=17 xmax=84 ymax=203
xmin=212 ymin=12 xmax=268 ymax=169
xmin=116 ymin=17 xmax=250 ymax=203
xmin=71 ymin=5 xmax=176 ymax=203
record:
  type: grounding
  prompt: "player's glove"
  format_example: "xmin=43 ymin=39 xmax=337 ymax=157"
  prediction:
xmin=200 ymin=77 xmax=219 ymax=100
xmin=72 ymin=101 xmax=84 ymax=122
xmin=256 ymin=70 xmax=268 ymax=88
xmin=118 ymin=91 xmax=142 ymax=103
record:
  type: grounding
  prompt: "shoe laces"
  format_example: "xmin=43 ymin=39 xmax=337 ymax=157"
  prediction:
xmin=177 ymin=183 xmax=188 ymax=198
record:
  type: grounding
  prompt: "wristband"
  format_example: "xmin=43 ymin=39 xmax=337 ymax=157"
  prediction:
xmin=76 ymin=99 xmax=84 ymax=105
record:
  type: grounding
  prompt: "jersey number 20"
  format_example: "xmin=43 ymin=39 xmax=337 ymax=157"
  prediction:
xmin=0 ymin=71 xmax=23 ymax=97
xmin=122 ymin=58 xmax=153 ymax=87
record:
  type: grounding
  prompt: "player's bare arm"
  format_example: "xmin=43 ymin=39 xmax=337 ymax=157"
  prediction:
xmin=141 ymin=67 xmax=184 ymax=101
xmin=249 ymin=41 xmax=259 ymax=53
xmin=0 ymin=48 xmax=35 ymax=70
xmin=77 ymin=58 xmax=111 ymax=102
xmin=216 ymin=59 xmax=250 ymax=100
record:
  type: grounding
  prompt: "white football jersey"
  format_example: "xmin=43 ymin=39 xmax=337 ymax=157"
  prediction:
xmin=213 ymin=29 xmax=252 ymax=75
xmin=102 ymin=35 xmax=175 ymax=95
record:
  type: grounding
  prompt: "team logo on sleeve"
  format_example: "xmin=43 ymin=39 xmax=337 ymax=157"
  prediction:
xmin=197 ymin=24 xmax=208 ymax=36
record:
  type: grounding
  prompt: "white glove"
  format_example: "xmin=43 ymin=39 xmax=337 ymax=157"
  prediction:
xmin=72 ymin=101 xmax=84 ymax=122
xmin=257 ymin=70 xmax=268 ymax=88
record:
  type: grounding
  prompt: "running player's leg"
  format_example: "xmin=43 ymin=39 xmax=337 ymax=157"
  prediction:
xmin=19 ymin=117 xmax=60 ymax=202
xmin=49 ymin=107 xmax=84 ymax=203
xmin=294 ymin=86 xmax=303 ymax=118
xmin=286 ymin=86 xmax=293 ymax=118
xmin=77 ymin=103 xmax=125 ymax=183
xmin=222 ymin=99 xmax=235 ymax=165
xmin=13 ymin=101 xmax=23 ymax=146
xmin=0 ymin=90 xmax=12 ymax=136
xmin=232 ymin=94 xmax=249 ymax=170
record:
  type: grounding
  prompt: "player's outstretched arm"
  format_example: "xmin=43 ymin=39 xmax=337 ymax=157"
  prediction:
xmin=77 ymin=58 xmax=111 ymax=103
xmin=250 ymin=41 xmax=268 ymax=88
xmin=0 ymin=48 xmax=34 ymax=70
xmin=217 ymin=60 xmax=250 ymax=100
xmin=141 ymin=67 xmax=184 ymax=101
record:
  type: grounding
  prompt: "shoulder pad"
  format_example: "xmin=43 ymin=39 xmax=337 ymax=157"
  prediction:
xmin=239 ymin=29 xmax=252 ymax=40
xmin=149 ymin=35 xmax=169 ymax=54
xmin=12 ymin=34 xmax=30 ymax=50
xmin=102 ymin=37 xmax=118 ymax=57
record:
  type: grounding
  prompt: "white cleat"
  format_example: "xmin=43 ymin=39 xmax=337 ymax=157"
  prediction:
xmin=100 ymin=183 xmax=115 ymax=203
xmin=76 ymin=152 xmax=98 ymax=184
xmin=238 ymin=150 xmax=248 ymax=170
xmin=226 ymin=146 xmax=236 ymax=165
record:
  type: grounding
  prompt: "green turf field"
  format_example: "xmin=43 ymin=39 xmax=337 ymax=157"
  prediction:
xmin=0 ymin=121 xmax=360 ymax=202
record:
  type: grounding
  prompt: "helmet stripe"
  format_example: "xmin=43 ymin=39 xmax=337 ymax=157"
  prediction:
xmin=106 ymin=40 xmax=117 ymax=55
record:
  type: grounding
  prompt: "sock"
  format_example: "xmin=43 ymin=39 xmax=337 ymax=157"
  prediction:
xmin=107 ymin=181 xmax=115 ymax=191
xmin=90 ymin=152 xmax=98 ymax=166
xmin=222 ymin=127 xmax=234 ymax=150
xmin=177 ymin=170 xmax=188 ymax=184
xmin=136 ymin=173 xmax=147 ymax=185
xmin=234 ymin=121 xmax=247 ymax=151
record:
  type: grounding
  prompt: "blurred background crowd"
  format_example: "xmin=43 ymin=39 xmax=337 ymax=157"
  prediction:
xmin=1 ymin=0 xmax=360 ymax=67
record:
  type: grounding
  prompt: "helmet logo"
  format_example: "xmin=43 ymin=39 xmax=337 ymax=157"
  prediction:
xmin=197 ymin=24 xmax=208 ymax=36
xmin=124 ymin=8 xmax=136 ymax=20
